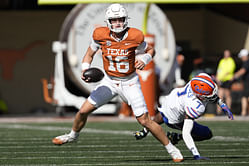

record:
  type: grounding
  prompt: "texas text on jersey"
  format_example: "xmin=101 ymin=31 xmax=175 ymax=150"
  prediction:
xmin=91 ymin=27 xmax=145 ymax=78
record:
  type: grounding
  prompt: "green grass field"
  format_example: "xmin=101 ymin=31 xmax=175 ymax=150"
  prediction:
xmin=0 ymin=119 xmax=249 ymax=165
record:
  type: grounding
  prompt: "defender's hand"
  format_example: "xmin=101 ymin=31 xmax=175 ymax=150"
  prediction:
xmin=220 ymin=104 xmax=234 ymax=120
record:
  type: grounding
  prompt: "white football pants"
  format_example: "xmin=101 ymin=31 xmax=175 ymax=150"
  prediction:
xmin=88 ymin=73 xmax=148 ymax=117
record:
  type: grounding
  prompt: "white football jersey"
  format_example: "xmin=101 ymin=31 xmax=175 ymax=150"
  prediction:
xmin=159 ymin=82 xmax=208 ymax=124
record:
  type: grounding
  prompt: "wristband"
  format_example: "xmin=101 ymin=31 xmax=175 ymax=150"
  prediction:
xmin=137 ymin=53 xmax=152 ymax=65
xmin=81 ymin=63 xmax=90 ymax=70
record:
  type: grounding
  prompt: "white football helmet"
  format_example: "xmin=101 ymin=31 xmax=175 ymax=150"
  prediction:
xmin=105 ymin=3 xmax=128 ymax=33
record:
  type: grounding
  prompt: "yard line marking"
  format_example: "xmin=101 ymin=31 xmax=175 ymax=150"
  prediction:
xmin=0 ymin=124 xmax=70 ymax=131
xmin=0 ymin=124 xmax=133 ymax=135
xmin=1 ymin=124 xmax=249 ymax=142
xmin=0 ymin=137 xmax=135 ymax=141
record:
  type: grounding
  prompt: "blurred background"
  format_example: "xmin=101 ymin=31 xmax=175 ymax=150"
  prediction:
xmin=0 ymin=0 xmax=248 ymax=116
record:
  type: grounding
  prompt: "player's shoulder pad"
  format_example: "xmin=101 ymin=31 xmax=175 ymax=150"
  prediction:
xmin=127 ymin=28 xmax=144 ymax=43
xmin=185 ymin=99 xmax=205 ymax=119
xmin=93 ymin=27 xmax=110 ymax=41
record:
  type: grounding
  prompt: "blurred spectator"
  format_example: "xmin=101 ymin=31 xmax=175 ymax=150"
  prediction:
xmin=233 ymin=49 xmax=249 ymax=116
xmin=215 ymin=50 xmax=236 ymax=115
xmin=174 ymin=53 xmax=186 ymax=88
xmin=162 ymin=46 xmax=186 ymax=95
xmin=188 ymin=57 xmax=204 ymax=80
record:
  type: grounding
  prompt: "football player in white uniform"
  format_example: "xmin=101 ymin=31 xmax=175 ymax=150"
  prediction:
xmin=134 ymin=73 xmax=234 ymax=160
xmin=52 ymin=4 xmax=183 ymax=162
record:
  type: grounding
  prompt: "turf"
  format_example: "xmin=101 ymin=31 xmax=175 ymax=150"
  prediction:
xmin=0 ymin=120 xmax=249 ymax=165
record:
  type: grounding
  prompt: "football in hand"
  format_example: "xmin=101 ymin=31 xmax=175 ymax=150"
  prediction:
xmin=82 ymin=67 xmax=104 ymax=83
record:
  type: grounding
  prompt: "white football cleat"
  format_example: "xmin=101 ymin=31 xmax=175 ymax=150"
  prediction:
xmin=168 ymin=146 xmax=184 ymax=162
xmin=52 ymin=133 xmax=78 ymax=145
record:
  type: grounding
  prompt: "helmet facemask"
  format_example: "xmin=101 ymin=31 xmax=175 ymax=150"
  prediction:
xmin=200 ymin=84 xmax=218 ymax=103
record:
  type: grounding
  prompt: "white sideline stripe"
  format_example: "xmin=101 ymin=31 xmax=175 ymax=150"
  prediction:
xmin=1 ymin=124 xmax=249 ymax=142
xmin=0 ymin=124 xmax=133 ymax=135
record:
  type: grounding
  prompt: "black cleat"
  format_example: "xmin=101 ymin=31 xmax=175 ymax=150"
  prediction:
xmin=134 ymin=128 xmax=149 ymax=140
xmin=167 ymin=132 xmax=182 ymax=145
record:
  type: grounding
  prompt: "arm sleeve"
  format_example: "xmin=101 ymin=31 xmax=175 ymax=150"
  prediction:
xmin=182 ymin=119 xmax=200 ymax=156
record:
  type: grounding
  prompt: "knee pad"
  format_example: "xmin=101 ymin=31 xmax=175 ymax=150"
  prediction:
xmin=89 ymin=85 xmax=114 ymax=107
